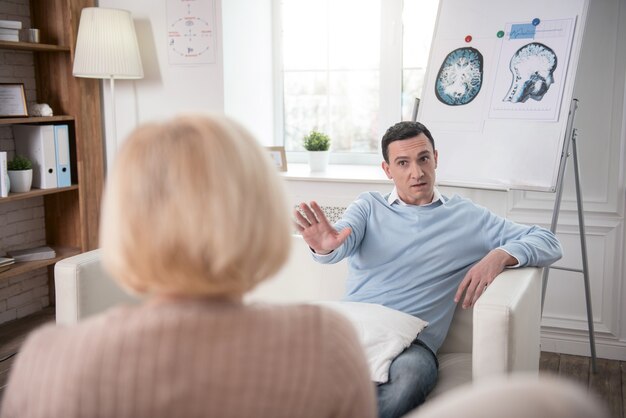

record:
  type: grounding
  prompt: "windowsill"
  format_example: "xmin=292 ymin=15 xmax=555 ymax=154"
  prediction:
xmin=280 ymin=164 xmax=511 ymax=193
xmin=281 ymin=163 xmax=392 ymax=184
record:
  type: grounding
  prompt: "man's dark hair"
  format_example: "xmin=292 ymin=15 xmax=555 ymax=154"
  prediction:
xmin=381 ymin=121 xmax=435 ymax=163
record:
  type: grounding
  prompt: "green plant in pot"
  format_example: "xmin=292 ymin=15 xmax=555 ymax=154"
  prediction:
xmin=7 ymin=154 xmax=33 ymax=193
xmin=303 ymin=130 xmax=331 ymax=172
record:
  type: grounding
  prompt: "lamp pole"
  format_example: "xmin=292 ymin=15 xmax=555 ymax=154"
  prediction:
xmin=108 ymin=76 xmax=117 ymax=164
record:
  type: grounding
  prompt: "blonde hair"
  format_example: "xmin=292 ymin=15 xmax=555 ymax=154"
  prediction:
xmin=100 ymin=114 xmax=291 ymax=297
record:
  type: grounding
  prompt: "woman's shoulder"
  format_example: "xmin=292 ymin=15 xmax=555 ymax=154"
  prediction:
xmin=18 ymin=321 xmax=61 ymax=351
xmin=18 ymin=305 xmax=133 ymax=347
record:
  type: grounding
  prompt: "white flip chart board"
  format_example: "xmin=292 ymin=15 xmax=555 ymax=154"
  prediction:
xmin=418 ymin=0 xmax=588 ymax=191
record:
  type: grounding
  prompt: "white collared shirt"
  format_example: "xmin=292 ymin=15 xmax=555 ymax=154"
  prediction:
xmin=387 ymin=187 xmax=443 ymax=207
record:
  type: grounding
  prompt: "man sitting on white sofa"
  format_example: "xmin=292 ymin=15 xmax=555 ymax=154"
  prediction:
xmin=294 ymin=121 xmax=563 ymax=418
xmin=54 ymin=235 xmax=547 ymax=409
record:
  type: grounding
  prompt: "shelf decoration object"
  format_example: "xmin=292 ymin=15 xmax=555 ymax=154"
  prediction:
xmin=7 ymin=154 xmax=33 ymax=193
xmin=0 ymin=83 xmax=28 ymax=117
xmin=266 ymin=146 xmax=288 ymax=172
xmin=72 ymin=7 xmax=143 ymax=161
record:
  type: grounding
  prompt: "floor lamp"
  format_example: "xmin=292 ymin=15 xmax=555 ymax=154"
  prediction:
xmin=72 ymin=7 xmax=143 ymax=167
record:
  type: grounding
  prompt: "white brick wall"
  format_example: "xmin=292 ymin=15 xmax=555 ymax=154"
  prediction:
xmin=0 ymin=0 xmax=49 ymax=325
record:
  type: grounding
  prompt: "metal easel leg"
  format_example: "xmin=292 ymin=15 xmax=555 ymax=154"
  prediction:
xmin=542 ymin=100 xmax=577 ymax=312
xmin=541 ymin=99 xmax=596 ymax=373
xmin=571 ymin=130 xmax=597 ymax=373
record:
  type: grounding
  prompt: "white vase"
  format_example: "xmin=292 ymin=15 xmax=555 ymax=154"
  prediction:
xmin=7 ymin=169 xmax=32 ymax=193
xmin=308 ymin=151 xmax=330 ymax=172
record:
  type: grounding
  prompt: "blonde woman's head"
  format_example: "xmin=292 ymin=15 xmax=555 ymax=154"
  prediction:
xmin=100 ymin=114 xmax=291 ymax=297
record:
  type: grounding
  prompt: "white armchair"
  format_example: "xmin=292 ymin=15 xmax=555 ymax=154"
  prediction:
xmin=55 ymin=235 xmax=542 ymax=397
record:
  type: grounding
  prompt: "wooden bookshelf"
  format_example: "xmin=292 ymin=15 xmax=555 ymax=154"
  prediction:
xmin=0 ymin=0 xmax=105 ymax=304
xmin=0 ymin=185 xmax=78 ymax=204
xmin=30 ymin=0 xmax=105 ymax=251
xmin=0 ymin=40 xmax=70 ymax=52
xmin=0 ymin=116 xmax=74 ymax=125
xmin=0 ymin=247 xmax=81 ymax=281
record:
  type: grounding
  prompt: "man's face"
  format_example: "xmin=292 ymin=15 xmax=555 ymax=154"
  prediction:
xmin=382 ymin=134 xmax=438 ymax=206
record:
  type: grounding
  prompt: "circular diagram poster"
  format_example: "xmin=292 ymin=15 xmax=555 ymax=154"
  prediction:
xmin=167 ymin=0 xmax=217 ymax=65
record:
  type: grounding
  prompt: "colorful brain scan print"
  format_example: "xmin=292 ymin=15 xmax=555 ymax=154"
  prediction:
xmin=435 ymin=47 xmax=484 ymax=106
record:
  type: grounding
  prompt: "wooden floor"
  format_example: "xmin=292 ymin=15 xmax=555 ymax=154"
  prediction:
xmin=0 ymin=309 xmax=624 ymax=417
xmin=0 ymin=308 xmax=55 ymax=406
xmin=539 ymin=350 xmax=625 ymax=418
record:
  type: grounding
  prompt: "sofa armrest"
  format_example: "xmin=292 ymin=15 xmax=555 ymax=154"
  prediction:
xmin=54 ymin=250 xmax=139 ymax=325
xmin=472 ymin=267 xmax=542 ymax=380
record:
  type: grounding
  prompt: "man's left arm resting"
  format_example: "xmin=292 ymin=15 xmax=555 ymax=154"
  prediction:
xmin=456 ymin=224 xmax=562 ymax=309
xmin=498 ymin=225 xmax=563 ymax=268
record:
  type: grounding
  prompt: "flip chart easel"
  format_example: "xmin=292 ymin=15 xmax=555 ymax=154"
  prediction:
xmin=542 ymin=98 xmax=596 ymax=372
xmin=413 ymin=0 xmax=596 ymax=370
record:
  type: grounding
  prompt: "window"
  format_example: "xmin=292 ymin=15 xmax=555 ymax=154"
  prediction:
xmin=275 ymin=0 xmax=439 ymax=163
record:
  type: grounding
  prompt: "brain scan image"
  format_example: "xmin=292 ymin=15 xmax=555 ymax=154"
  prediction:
xmin=435 ymin=47 xmax=484 ymax=106
xmin=504 ymin=42 xmax=557 ymax=103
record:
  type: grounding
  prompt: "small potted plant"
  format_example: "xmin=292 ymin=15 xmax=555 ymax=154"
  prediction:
xmin=7 ymin=154 xmax=33 ymax=193
xmin=303 ymin=130 xmax=331 ymax=172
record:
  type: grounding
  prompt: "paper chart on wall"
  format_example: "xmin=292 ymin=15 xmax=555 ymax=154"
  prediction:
xmin=166 ymin=0 xmax=217 ymax=65
xmin=488 ymin=17 xmax=576 ymax=121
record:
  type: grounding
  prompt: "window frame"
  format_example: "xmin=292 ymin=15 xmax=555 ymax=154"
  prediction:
xmin=272 ymin=0 xmax=406 ymax=166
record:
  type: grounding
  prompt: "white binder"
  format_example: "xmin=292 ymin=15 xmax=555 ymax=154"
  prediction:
xmin=0 ymin=151 xmax=8 ymax=197
xmin=13 ymin=125 xmax=58 ymax=189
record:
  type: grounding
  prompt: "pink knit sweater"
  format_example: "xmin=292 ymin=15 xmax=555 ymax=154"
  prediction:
xmin=1 ymin=299 xmax=376 ymax=418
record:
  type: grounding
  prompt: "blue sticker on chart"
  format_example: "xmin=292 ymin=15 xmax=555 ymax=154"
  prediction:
xmin=510 ymin=23 xmax=536 ymax=40
xmin=532 ymin=18 xmax=540 ymax=26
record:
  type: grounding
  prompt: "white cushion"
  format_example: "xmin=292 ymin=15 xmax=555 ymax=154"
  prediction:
xmin=314 ymin=301 xmax=428 ymax=383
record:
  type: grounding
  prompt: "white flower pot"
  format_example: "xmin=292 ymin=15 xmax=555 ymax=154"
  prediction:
xmin=308 ymin=151 xmax=330 ymax=172
xmin=8 ymin=169 xmax=32 ymax=193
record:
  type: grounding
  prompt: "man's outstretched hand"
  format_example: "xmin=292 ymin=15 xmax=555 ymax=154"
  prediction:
xmin=294 ymin=201 xmax=352 ymax=255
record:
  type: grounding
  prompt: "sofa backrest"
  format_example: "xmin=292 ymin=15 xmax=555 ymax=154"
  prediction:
xmin=55 ymin=249 xmax=139 ymax=325
xmin=55 ymin=235 xmax=473 ymax=354
xmin=248 ymin=235 xmax=472 ymax=354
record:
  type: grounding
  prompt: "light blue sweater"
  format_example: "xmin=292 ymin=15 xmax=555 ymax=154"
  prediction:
xmin=313 ymin=192 xmax=562 ymax=353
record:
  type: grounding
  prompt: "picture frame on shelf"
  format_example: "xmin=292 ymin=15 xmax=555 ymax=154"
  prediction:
xmin=266 ymin=146 xmax=288 ymax=172
xmin=0 ymin=83 xmax=28 ymax=117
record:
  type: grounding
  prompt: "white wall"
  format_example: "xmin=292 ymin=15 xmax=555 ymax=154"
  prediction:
xmin=517 ymin=0 xmax=626 ymax=360
xmin=105 ymin=0 xmax=626 ymax=360
xmin=222 ymin=0 xmax=275 ymax=146
xmin=98 ymin=0 xmax=225 ymax=168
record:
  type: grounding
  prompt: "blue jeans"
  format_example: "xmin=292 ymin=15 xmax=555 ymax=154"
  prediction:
xmin=376 ymin=340 xmax=438 ymax=418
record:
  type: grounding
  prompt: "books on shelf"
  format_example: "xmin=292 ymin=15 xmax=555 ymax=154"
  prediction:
xmin=0 ymin=257 xmax=15 ymax=273
xmin=0 ymin=33 xmax=19 ymax=42
xmin=0 ymin=257 xmax=14 ymax=265
xmin=0 ymin=20 xmax=22 ymax=30
xmin=0 ymin=20 xmax=21 ymax=42
xmin=7 ymin=246 xmax=56 ymax=262
xmin=0 ymin=152 xmax=8 ymax=197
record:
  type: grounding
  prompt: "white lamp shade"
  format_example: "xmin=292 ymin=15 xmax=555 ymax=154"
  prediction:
xmin=73 ymin=7 xmax=144 ymax=79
